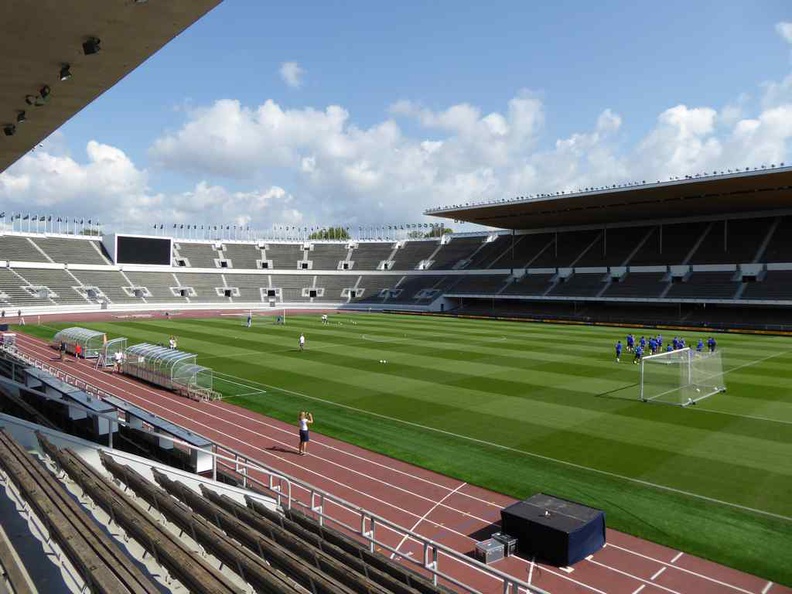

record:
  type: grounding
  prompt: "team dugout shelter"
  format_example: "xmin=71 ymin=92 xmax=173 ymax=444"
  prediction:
xmin=123 ymin=343 xmax=217 ymax=400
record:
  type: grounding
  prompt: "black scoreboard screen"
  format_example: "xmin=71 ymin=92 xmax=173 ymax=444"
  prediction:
xmin=116 ymin=236 xmax=171 ymax=265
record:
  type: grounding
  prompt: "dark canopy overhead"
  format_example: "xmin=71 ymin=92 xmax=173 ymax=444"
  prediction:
xmin=0 ymin=0 xmax=221 ymax=173
xmin=426 ymin=167 xmax=792 ymax=230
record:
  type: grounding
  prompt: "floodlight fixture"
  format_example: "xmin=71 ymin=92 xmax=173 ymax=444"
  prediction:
xmin=82 ymin=37 xmax=101 ymax=55
xmin=59 ymin=64 xmax=72 ymax=81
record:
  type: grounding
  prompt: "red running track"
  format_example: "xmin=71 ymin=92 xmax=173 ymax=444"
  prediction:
xmin=12 ymin=331 xmax=790 ymax=594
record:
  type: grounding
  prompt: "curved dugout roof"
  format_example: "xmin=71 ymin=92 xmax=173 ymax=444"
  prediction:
xmin=426 ymin=166 xmax=792 ymax=230
xmin=0 ymin=0 xmax=221 ymax=173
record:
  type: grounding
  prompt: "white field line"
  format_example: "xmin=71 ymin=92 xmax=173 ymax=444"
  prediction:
xmin=390 ymin=482 xmax=467 ymax=560
xmin=605 ymin=543 xmax=758 ymax=594
xmin=195 ymin=364 xmax=792 ymax=524
xmin=14 ymin=335 xmax=781 ymax=594
xmin=632 ymin=585 xmax=646 ymax=594
xmin=762 ymin=581 xmax=774 ymax=594
xmin=588 ymin=560 xmax=679 ymax=594
xmin=650 ymin=567 xmax=667 ymax=581
xmin=670 ymin=551 xmax=684 ymax=564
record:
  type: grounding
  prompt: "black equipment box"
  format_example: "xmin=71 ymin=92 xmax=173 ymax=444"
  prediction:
xmin=491 ymin=532 xmax=518 ymax=556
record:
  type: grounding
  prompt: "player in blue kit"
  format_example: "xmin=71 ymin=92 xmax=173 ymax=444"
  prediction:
xmin=707 ymin=336 xmax=717 ymax=352
xmin=633 ymin=345 xmax=643 ymax=364
xmin=626 ymin=334 xmax=634 ymax=352
xmin=615 ymin=340 xmax=623 ymax=362
xmin=649 ymin=337 xmax=657 ymax=355
xmin=672 ymin=336 xmax=679 ymax=350
xmin=666 ymin=344 xmax=673 ymax=352
xmin=640 ymin=336 xmax=647 ymax=350
xmin=657 ymin=334 xmax=663 ymax=349
xmin=697 ymin=338 xmax=704 ymax=352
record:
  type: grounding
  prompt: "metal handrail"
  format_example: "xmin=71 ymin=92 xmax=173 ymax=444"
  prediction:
xmin=4 ymin=345 xmax=548 ymax=594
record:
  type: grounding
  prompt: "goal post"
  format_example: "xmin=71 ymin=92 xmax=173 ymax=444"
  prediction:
xmin=640 ymin=347 xmax=725 ymax=406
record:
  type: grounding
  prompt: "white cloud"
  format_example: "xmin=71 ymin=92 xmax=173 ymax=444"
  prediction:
xmin=776 ymin=22 xmax=792 ymax=45
xmin=5 ymin=35 xmax=792 ymax=232
xmin=279 ymin=61 xmax=305 ymax=88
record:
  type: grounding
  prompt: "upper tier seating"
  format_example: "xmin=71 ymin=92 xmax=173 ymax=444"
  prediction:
xmin=310 ymin=244 xmax=349 ymax=269
xmin=0 ymin=235 xmax=49 ymax=262
xmin=430 ymin=237 xmax=484 ymax=269
xmin=688 ymin=218 xmax=773 ymax=264
xmin=446 ymin=274 xmax=509 ymax=294
xmin=529 ymin=230 xmax=601 ymax=268
xmin=266 ymin=244 xmax=306 ymax=269
xmin=222 ymin=244 xmax=261 ymax=269
xmin=500 ymin=273 xmax=554 ymax=295
xmin=36 ymin=237 xmax=110 ymax=265
xmin=351 ymin=242 xmax=395 ymax=270
xmin=175 ymin=242 xmax=218 ymax=268
xmin=486 ymin=233 xmax=554 ymax=269
xmin=124 ymin=271 xmax=186 ymax=302
xmin=573 ymin=226 xmax=652 ymax=267
xmin=629 ymin=222 xmax=708 ymax=266
xmin=391 ymin=240 xmax=439 ymax=270
xmin=761 ymin=216 xmax=792 ymax=263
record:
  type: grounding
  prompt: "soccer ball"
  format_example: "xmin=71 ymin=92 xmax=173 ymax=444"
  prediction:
xmin=379 ymin=360 xmax=384 ymax=364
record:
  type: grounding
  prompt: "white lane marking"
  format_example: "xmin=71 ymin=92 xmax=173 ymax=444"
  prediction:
xmin=588 ymin=559 xmax=678 ymax=594
xmin=606 ymin=543 xmax=756 ymax=594
xmin=651 ymin=567 xmax=667 ymax=581
xmin=762 ymin=582 xmax=773 ymax=594
xmin=390 ymin=482 xmax=467 ymax=559
xmin=632 ymin=585 xmax=646 ymax=594
xmin=670 ymin=551 xmax=683 ymax=564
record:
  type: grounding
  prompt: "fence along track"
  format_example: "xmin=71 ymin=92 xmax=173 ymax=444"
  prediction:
xmin=35 ymin=434 xmax=245 ymax=594
xmin=0 ymin=429 xmax=161 ymax=594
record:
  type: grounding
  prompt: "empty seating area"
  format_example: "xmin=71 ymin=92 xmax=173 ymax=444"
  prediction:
xmin=741 ymin=271 xmax=792 ymax=301
xmin=484 ymin=233 xmax=553 ymax=269
xmin=430 ymin=237 xmax=484 ymax=269
xmin=665 ymin=272 xmax=739 ymax=300
xmin=0 ymin=268 xmax=46 ymax=306
xmin=629 ymin=222 xmax=706 ymax=266
xmin=0 ymin=235 xmax=48 ymax=262
xmin=761 ymin=216 xmax=792 ymax=263
xmin=391 ymin=240 xmax=438 ymax=270
xmin=72 ymin=270 xmax=140 ymax=303
xmin=125 ymin=271 xmax=183 ymax=302
xmin=13 ymin=268 xmax=86 ymax=304
xmin=173 ymin=271 xmax=230 ymax=301
xmin=266 ymin=243 xmax=306 ymax=269
xmin=352 ymin=242 xmax=395 ymax=270
xmin=175 ymin=242 xmax=219 ymax=268
xmin=688 ymin=219 xmax=772 ymax=265
xmin=272 ymin=274 xmax=312 ymax=302
xmin=314 ymin=274 xmax=354 ymax=302
xmin=36 ymin=237 xmax=110 ymax=265
xmin=548 ymin=273 xmax=608 ymax=297
xmin=530 ymin=230 xmax=601 ymax=268
xmin=229 ymin=273 xmax=269 ymax=301
xmin=500 ymin=273 xmax=553 ymax=295
xmin=310 ymin=243 xmax=349 ymax=269
xmin=574 ymin=226 xmax=652 ymax=267
xmin=222 ymin=243 xmax=262 ymax=268
xmin=446 ymin=274 xmax=509 ymax=294
xmin=602 ymin=273 xmax=668 ymax=299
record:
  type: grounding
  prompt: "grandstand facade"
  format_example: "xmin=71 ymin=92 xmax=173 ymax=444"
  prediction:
xmin=1 ymin=176 xmax=792 ymax=330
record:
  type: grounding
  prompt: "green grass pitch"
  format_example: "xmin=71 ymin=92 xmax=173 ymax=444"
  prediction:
xmin=20 ymin=312 xmax=792 ymax=584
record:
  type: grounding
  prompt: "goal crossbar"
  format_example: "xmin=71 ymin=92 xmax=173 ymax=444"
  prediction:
xmin=640 ymin=347 xmax=725 ymax=406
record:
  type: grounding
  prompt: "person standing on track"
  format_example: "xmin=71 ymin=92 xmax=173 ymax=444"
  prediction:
xmin=299 ymin=333 xmax=305 ymax=351
xmin=297 ymin=411 xmax=313 ymax=455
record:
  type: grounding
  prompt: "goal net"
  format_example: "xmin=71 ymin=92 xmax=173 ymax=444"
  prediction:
xmin=240 ymin=308 xmax=286 ymax=326
xmin=640 ymin=347 xmax=725 ymax=406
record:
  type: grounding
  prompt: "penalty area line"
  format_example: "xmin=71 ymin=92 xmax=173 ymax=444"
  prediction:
xmin=249 ymin=379 xmax=792 ymax=524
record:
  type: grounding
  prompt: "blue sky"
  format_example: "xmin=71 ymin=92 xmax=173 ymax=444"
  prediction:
xmin=2 ymin=0 xmax=791 ymax=231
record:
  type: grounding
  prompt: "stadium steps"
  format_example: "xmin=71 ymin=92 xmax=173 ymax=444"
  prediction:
xmin=753 ymin=216 xmax=781 ymax=263
xmin=247 ymin=497 xmax=456 ymax=594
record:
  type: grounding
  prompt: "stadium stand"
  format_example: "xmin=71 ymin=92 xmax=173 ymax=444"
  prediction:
xmin=352 ymin=242 xmax=396 ymax=270
xmin=548 ymin=272 xmax=609 ymax=297
xmin=175 ymin=242 xmax=219 ymax=268
xmin=267 ymin=243 xmax=307 ymax=269
xmin=124 ymin=271 xmax=186 ymax=302
xmin=665 ymin=271 xmax=740 ymax=300
xmin=35 ymin=237 xmax=110 ymax=265
xmin=500 ymin=273 xmax=554 ymax=295
xmin=602 ymin=272 xmax=668 ymax=299
xmin=741 ymin=270 xmax=792 ymax=300
xmin=430 ymin=236 xmax=483 ymax=269
xmin=391 ymin=239 xmax=439 ymax=270
xmin=71 ymin=269 xmax=141 ymax=303
xmin=222 ymin=243 xmax=262 ymax=269
xmin=761 ymin=215 xmax=792 ymax=263
xmin=0 ymin=235 xmax=49 ymax=262
xmin=229 ymin=273 xmax=270 ymax=302
xmin=0 ymin=268 xmax=48 ymax=307
xmin=445 ymin=274 xmax=510 ymax=294
xmin=173 ymin=271 xmax=233 ymax=302
xmin=311 ymin=243 xmax=350 ymax=269
xmin=628 ymin=222 xmax=708 ymax=266
xmin=688 ymin=218 xmax=773 ymax=264
xmin=11 ymin=268 xmax=88 ymax=305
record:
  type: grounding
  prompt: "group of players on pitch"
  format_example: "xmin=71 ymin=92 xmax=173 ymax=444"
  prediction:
xmin=615 ymin=334 xmax=717 ymax=363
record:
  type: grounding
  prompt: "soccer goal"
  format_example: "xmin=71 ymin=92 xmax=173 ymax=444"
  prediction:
xmin=640 ymin=347 xmax=725 ymax=406
xmin=240 ymin=308 xmax=286 ymax=326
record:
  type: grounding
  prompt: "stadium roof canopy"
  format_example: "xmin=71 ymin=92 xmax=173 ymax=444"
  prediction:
xmin=0 ymin=0 xmax=221 ymax=174
xmin=425 ymin=166 xmax=792 ymax=230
